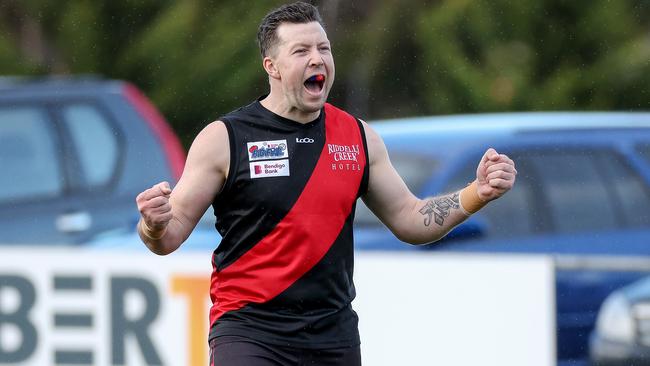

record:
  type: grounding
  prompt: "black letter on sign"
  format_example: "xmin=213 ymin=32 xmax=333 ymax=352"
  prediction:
xmin=111 ymin=277 xmax=162 ymax=365
xmin=0 ymin=275 xmax=37 ymax=363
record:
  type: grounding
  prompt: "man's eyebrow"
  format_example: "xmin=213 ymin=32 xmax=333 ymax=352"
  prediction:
xmin=289 ymin=40 xmax=330 ymax=48
xmin=289 ymin=42 xmax=310 ymax=49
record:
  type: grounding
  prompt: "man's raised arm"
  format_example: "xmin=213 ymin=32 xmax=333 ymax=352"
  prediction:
xmin=136 ymin=121 xmax=230 ymax=255
xmin=361 ymin=122 xmax=517 ymax=245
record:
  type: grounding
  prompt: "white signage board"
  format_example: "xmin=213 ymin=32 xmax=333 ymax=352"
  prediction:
xmin=354 ymin=252 xmax=555 ymax=366
xmin=0 ymin=249 xmax=554 ymax=366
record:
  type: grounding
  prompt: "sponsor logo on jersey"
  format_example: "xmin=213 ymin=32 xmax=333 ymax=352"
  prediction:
xmin=247 ymin=140 xmax=288 ymax=161
xmin=296 ymin=137 xmax=314 ymax=144
xmin=250 ymin=159 xmax=290 ymax=179
xmin=328 ymin=144 xmax=361 ymax=171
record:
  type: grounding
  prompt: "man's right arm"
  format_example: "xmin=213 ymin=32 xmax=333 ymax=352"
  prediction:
xmin=136 ymin=121 xmax=229 ymax=255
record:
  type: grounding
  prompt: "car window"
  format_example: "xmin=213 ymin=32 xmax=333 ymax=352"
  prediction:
xmin=61 ymin=104 xmax=119 ymax=188
xmin=355 ymin=153 xmax=439 ymax=226
xmin=0 ymin=106 xmax=63 ymax=203
xmin=596 ymin=151 xmax=650 ymax=228
xmin=525 ymin=150 xmax=621 ymax=233
xmin=446 ymin=148 xmax=650 ymax=240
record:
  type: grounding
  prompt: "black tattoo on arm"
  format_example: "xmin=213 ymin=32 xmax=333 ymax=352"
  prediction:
xmin=419 ymin=193 xmax=460 ymax=226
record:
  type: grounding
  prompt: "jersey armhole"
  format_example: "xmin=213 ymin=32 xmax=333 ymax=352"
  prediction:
xmin=216 ymin=118 xmax=237 ymax=198
xmin=356 ymin=118 xmax=370 ymax=197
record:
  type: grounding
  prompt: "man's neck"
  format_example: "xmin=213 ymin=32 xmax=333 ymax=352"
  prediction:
xmin=259 ymin=93 xmax=321 ymax=124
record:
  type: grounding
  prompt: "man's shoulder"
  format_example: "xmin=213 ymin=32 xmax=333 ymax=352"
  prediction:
xmin=221 ymin=99 xmax=260 ymax=122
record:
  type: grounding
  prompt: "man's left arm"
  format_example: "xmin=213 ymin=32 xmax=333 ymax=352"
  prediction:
xmin=360 ymin=122 xmax=517 ymax=245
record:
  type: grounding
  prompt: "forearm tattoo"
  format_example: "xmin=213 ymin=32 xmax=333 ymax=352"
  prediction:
xmin=419 ymin=193 xmax=460 ymax=227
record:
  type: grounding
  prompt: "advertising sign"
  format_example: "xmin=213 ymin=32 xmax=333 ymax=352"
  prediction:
xmin=0 ymin=249 xmax=554 ymax=366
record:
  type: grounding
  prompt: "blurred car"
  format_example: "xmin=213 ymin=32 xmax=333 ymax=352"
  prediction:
xmin=0 ymin=77 xmax=185 ymax=244
xmin=590 ymin=274 xmax=650 ymax=365
xmin=352 ymin=112 xmax=650 ymax=365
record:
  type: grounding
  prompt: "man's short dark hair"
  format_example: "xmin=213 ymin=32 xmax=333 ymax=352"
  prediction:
xmin=257 ymin=2 xmax=325 ymax=57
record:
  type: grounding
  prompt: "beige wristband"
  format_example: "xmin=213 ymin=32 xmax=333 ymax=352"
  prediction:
xmin=459 ymin=181 xmax=487 ymax=214
xmin=139 ymin=219 xmax=167 ymax=241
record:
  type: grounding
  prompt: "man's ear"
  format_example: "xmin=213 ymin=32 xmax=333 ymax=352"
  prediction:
xmin=263 ymin=56 xmax=280 ymax=80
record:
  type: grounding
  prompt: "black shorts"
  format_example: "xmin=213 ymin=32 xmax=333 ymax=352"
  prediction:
xmin=209 ymin=336 xmax=361 ymax=366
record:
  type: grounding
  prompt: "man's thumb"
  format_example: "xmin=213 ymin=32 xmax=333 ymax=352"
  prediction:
xmin=159 ymin=181 xmax=172 ymax=195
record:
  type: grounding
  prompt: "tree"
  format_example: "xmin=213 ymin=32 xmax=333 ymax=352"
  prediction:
xmin=409 ymin=0 xmax=650 ymax=114
xmin=0 ymin=0 xmax=648 ymax=144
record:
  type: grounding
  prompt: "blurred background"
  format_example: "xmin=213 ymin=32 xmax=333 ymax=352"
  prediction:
xmin=1 ymin=1 xmax=650 ymax=366
xmin=0 ymin=0 xmax=648 ymax=145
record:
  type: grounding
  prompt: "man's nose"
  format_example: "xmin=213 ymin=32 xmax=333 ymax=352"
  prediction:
xmin=309 ymin=49 xmax=324 ymax=67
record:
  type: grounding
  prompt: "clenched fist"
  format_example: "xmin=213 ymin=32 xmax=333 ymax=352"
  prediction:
xmin=459 ymin=148 xmax=517 ymax=214
xmin=476 ymin=148 xmax=517 ymax=202
xmin=136 ymin=181 xmax=173 ymax=240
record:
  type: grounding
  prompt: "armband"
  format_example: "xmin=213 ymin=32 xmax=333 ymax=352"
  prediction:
xmin=459 ymin=181 xmax=487 ymax=215
xmin=139 ymin=219 xmax=167 ymax=241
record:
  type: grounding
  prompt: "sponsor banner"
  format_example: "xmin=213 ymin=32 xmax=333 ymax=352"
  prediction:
xmin=247 ymin=140 xmax=288 ymax=161
xmin=0 ymin=249 xmax=211 ymax=366
xmin=0 ymin=249 xmax=554 ymax=366
xmin=249 ymin=159 xmax=290 ymax=179
xmin=354 ymin=253 xmax=555 ymax=366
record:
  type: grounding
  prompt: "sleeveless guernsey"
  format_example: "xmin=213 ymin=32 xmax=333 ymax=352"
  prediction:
xmin=209 ymin=98 xmax=369 ymax=348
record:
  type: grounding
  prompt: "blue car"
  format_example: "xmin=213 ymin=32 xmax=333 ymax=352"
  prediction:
xmin=353 ymin=112 xmax=650 ymax=365
xmin=0 ymin=77 xmax=186 ymax=244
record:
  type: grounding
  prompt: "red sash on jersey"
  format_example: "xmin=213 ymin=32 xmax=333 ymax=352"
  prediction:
xmin=209 ymin=104 xmax=366 ymax=325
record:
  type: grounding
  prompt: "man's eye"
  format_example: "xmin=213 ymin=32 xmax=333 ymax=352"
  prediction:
xmin=294 ymin=49 xmax=307 ymax=54
xmin=320 ymin=47 xmax=330 ymax=52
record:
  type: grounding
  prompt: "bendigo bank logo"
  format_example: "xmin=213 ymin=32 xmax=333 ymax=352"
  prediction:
xmin=247 ymin=140 xmax=288 ymax=161
xmin=329 ymin=144 xmax=361 ymax=171
xmin=250 ymin=160 xmax=290 ymax=179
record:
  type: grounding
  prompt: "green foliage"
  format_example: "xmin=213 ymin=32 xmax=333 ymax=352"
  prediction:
xmin=114 ymin=0 xmax=284 ymax=143
xmin=0 ymin=34 xmax=34 ymax=74
xmin=0 ymin=0 xmax=648 ymax=145
xmin=405 ymin=0 xmax=650 ymax=114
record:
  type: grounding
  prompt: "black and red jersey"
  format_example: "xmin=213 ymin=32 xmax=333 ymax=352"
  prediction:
xmin=209 ymin=98 xmax=369 ymax=348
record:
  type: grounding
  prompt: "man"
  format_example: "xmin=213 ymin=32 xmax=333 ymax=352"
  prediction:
xmin=136 ymin=2 xmax=516 ymax=365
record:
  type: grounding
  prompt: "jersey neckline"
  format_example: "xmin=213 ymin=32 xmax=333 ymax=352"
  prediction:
xmin=254 ymin=95 xmax=324 ymax=130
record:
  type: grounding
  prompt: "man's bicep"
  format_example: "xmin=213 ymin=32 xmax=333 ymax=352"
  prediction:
xmin=170 ymin=121 xmax=229 ymax=228
xmin=361 ymin=124 xmax=418 ymax=229
xmin=362 ymin=159 xmax=417 ymax=229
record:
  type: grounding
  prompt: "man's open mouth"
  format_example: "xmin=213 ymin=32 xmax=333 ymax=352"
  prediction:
xmin=304 ymin=74 xmax=325 ymax=94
